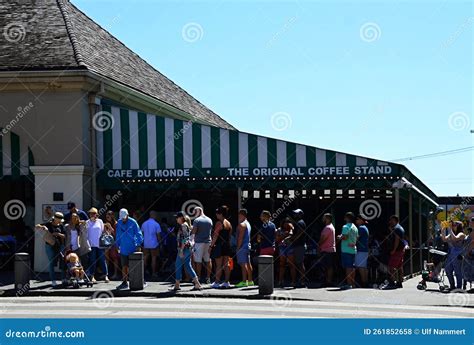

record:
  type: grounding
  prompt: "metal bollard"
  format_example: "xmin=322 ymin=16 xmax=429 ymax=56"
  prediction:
xmin=258 ymin=255 xmax=274 ymax=295
xmin=14 ymin=253 xmax=30 ymax=296
xmin=129 ymin=252 xmax=144 ymax=291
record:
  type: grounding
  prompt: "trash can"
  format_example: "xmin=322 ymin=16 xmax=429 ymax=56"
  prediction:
xmin=129 ymin=252 xmax=144 ymax=291
xmin=258 ymin=255 xmax=274 ymax=295
xmin=14 ymin=253 xmax=30 ymax=296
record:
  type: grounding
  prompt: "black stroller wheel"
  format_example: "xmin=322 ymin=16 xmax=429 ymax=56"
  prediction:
xmin=440 ymin=285 xmax=451 ymax=293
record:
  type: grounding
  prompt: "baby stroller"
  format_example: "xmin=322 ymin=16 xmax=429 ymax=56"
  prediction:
xmin=63 ymin=251 xmax=93 ymax=289
xmin=417 ymin=247 xmax=450 ymax=292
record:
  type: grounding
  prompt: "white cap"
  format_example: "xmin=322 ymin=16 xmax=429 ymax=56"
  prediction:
xmin=119 ymin=208 xmax=129 ymax=220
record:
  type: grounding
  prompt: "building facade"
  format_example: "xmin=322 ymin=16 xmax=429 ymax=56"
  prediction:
xmin=1 ymin=0 xmax=441 ymax=275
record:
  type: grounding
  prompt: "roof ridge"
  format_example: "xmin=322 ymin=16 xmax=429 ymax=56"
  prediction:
xmin=63 ymin=0 xmax=233 ymax=129
xmin=56 ymin=0 xmax=86 ymax=67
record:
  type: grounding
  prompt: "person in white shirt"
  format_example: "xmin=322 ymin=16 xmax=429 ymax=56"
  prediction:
xmin=86 ymin=207 xmax=109 ymax=283
xmin=141 ymin=211 xmax=162 ymax=278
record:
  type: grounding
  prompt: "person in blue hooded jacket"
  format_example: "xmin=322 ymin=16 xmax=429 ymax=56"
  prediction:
xmin=115 ymin=208 xmax=143 ymax=289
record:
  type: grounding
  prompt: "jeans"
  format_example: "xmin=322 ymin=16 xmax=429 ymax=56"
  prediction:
xmin=87 ymin=247 xmax=108 ymax=277
xmin=175 ymin=248 xmax=197 ymax=281
xmin=45 ymin=244 xmax=65 ymax=282
xmin=445 ymin=253 xmax=463 ymax=289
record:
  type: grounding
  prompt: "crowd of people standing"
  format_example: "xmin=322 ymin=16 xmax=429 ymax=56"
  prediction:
xmin=35 ymin=201 xmax=474 ymax=292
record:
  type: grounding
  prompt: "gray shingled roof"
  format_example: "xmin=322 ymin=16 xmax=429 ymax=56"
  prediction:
xmin=0 ymin=0 xmax=234 ymax=129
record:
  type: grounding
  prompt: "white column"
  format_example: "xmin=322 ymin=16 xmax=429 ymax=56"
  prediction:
xmin=29 ymin=165 xmax=92 ymax=273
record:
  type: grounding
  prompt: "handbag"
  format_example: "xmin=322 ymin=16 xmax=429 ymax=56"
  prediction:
xmin=38 ymin=226 xmax=56 ymax=246
xmin=99 ymin=232 xmax=115 ymax=248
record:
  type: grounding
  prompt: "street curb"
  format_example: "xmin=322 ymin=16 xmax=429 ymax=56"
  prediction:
xmin=0 ymin=287 xmax=314 ymax=302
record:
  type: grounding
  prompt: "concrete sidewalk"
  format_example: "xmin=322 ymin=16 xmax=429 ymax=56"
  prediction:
xmin=1 ymin=273 xmax=472 ymax=308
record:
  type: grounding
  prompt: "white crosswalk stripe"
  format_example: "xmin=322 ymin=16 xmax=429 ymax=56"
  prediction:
xmin=0 ymin=297 xmax=472 ymax=319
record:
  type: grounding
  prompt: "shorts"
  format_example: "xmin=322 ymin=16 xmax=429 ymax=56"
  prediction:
xmin=260 ymin=247 xmax=275 ymax=256
xmin=143 ymin=247 xmax=160 ymax=257
xmin=293 ymin=245 xmax=305 ymax=264
xmin=355 ymin=251 xmax=369 ymax=268
xmin=193 ymin=243 xmax=211 ymax=263
xmin=120 ymin=254 xmax=129 ymax=267
xmin=388 ymin=250 xmax=405 ymax=269
xmin=237 ymin=248 xmax=250 ymax=264
xmin=279 ymin=245 xmax=294 ymax=257
xmin=341 ymin=252 xmax=356 ymax=269
xmin=319 ymin=252 xmax=336 ymax=268
xmin=211 ymin=244 xmax=222 ymax=260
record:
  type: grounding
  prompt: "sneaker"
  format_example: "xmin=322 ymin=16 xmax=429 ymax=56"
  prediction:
xmin=210 ymin=281 xmax=221 ymax=289
xmin=235 ymin=281 xmax=248 ymax=288
xmin=205 ymin=278 xmax=211 ymax=285
xmin=381 ymin=283 xmax=397 ymax=290
xmin=51 ymin=281 xmax=57 ymax=287
xmin=104 ymin=276 xmax=110 ymax=283
xmin=378 ymin=280 xmax=390 ymax=290
xmin=91 ymin=277 xmax=97 ymax=283
xmin=116 ymin=281 xmax=129 ymax=290
xmin=219 ymin=282 xmax=231 ymax=289
xmin=248 ymin=281 xmax=255 ymax=286
xmin=297 ymin=281 xmax=307 ymax=289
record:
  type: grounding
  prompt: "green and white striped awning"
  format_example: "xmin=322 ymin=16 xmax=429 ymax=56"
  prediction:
xmin=96 ymin=103 xmax=401 ymax=181
xmin=0 ymin=129 xmax=33 ymax=178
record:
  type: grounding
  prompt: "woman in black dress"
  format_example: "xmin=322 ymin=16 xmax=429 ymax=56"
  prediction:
xmin=209 ymin=205 xmax=232 ymax=288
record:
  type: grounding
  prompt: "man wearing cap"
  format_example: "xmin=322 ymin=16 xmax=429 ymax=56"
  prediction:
xmin=36 ymin=212 xmax=67 ymax=287
xmin=192 ymin=207 xmax=213 ymax=284
xmin=115 ymin=208 xmax=144 ymax=290
xmin=64 ymin=202 xmax=88 ymax=224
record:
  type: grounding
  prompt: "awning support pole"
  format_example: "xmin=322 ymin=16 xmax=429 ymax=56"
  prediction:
xmin=237 ymin=187 xmax=242 ymax=211
xmin=418 ymin=199 xmax=423 ymax=272
xmin=408 ymin=191 xmax=414 ymax=275
xmin=395 ymin=189 xmax=400 ymax=216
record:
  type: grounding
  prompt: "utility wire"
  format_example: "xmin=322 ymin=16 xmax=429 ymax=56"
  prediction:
xmin=392 ymin=146 xmax=474 ymax=162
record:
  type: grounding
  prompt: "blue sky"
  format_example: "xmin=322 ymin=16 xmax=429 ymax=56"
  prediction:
xmin=74 ymin=0 xmax=473 ymax=196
